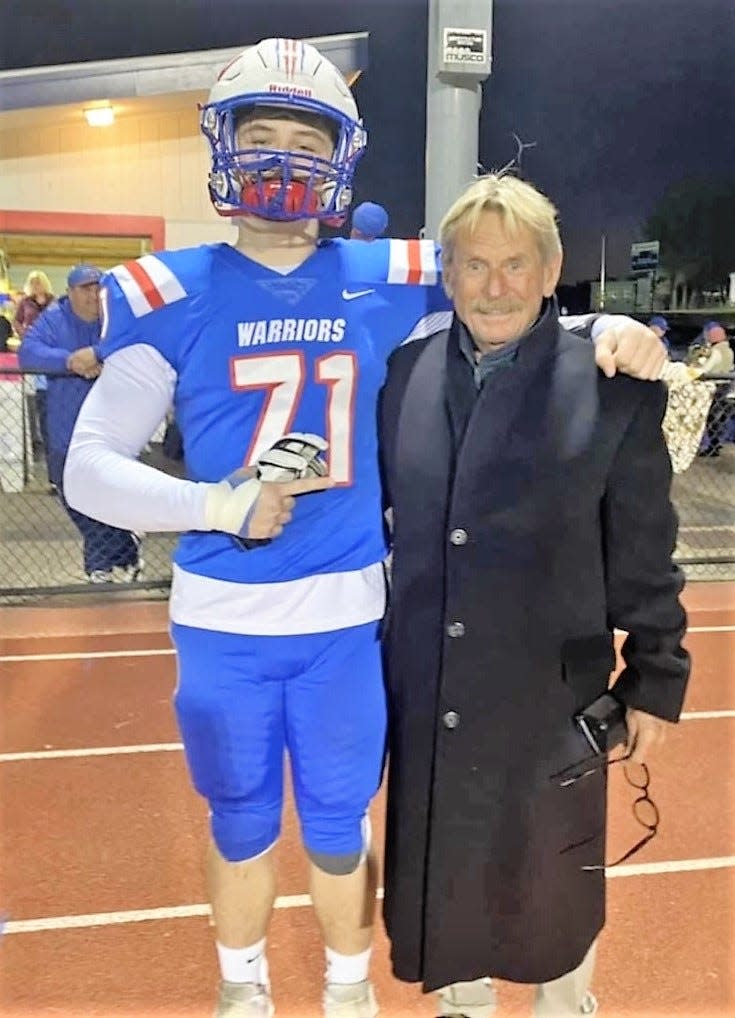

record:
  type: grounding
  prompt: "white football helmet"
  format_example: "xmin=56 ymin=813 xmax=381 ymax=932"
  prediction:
xmin=200 ymin=38 xmax=367 ymax=224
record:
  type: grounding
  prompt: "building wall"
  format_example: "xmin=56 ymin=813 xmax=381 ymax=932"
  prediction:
xmin=0 ymin=98 xmax=236 ymax=253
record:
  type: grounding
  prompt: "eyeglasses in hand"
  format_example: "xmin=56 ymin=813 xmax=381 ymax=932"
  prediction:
xmin=554 ymin=754 xmax=659 ymax=869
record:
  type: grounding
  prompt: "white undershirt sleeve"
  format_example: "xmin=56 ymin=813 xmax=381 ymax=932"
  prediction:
xmin=64 ymin=344 xmax=210 ymax=533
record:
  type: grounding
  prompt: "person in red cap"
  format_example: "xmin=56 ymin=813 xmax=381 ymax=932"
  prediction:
xmin=696 ymin=320 xmax=734 ymax=456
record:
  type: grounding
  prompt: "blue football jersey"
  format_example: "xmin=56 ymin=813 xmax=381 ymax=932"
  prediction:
xmin=98 ymin=238 xmax=451 ymax=584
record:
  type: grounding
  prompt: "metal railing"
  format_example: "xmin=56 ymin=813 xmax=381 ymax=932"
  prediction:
xmin=1 ymin=368 xmax=734 ymax=602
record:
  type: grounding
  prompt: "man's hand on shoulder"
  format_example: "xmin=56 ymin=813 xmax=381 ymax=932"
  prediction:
xmin=67 ymin=346 xmax=101 ymax=379
xmin=593 ymin=317 xmax=667 ymax=381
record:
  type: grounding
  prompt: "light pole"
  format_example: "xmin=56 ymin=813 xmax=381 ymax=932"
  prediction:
xmin=424 ymin=0 xmax=494 ymax=237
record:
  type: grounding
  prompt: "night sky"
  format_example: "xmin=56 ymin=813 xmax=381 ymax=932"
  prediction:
xmin=2 ymin=0 xmax=734 ymax=283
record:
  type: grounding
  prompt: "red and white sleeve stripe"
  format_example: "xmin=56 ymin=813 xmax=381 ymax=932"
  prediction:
xmin=386 ymin=239 xmax=439 ymax=285
xmin=111 ymin=255 xmax=188 ymax=318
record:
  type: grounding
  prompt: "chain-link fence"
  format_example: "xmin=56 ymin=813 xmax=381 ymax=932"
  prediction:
xmin=668 ymin=373 xmax=735 ymax=578
xmin=0 ymin=368 xmax=180 ymax=602
xmin=1 ymin=369 xmax=734 ymax=602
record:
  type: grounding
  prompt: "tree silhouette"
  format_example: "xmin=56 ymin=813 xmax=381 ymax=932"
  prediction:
xmin=645 ymin=177 xmax=735 ymax=300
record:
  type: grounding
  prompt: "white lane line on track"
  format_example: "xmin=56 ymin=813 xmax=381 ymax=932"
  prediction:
xmin=615 ymin=626 xmax=735 ymax=636
xmin=680 ymin=710 xmax=735 ymax=720
xmin=605 ymin=855 xmax=735 ymax=878
xmin=4 ymin=892 xmax=385 ymax=934
xmin=1 ymin=624 xmax=733 ymax=664
xmin=0 ymin=649 xmax=174 ymax=663
xmin=1 ymin=710 xmax=732 ymax=763
xmin=0 ymin=743 xmax=183 ymax=762
xmin=5 ymin=859 xmax=734 ymax=935
xmin=685 ymin=625 xmax=735 ymax=634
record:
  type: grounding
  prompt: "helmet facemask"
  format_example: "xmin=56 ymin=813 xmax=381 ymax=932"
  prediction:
xmin=201 ymin=92 xmax=366 ymax=224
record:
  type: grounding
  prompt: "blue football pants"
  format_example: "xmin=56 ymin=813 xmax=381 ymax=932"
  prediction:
xmin=171 ymin=620 xmax=386 ymax=863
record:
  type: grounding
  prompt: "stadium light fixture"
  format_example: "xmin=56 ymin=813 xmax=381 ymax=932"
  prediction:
xmin=84 ymin=104 xmax=115 ymax=127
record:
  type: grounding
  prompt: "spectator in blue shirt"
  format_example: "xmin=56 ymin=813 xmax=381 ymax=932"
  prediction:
xmin=18 ymin=265 xmax=142 ymax=583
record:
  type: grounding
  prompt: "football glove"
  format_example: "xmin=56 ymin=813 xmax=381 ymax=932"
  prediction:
xmin=255 ymin=432 xmax=329 ymax=482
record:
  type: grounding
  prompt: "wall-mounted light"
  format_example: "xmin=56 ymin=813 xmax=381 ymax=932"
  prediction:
xmin=84 ymin=104 xmax=115 ymax=127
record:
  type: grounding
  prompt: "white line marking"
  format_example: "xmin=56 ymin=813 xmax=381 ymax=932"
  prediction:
xmin=0 ymin=625 xmax=731 ymax=665
xmin=0 ymin=625 xmax=732 ymax=665
xmin=604 ymin=855 xmax=735 ymax=878
xmin=0 ymin=649 xmax=174 ymax=663
xmin=3 ymin=861 xmax=732 ymax=935
xmin=680 ymin=710 xmax=735 ymax=720
xmin=5 ymin=904 xmax=212 ymax=934
xmin=0 ymin=743 xmax=183 ymax=763
xmin=2 ymin=710 xmax=734 ymax=763
xmin=613 ymin=626 xmax=735 ymax=636
xmin=685 ymin=626 xmax=735 ymax=634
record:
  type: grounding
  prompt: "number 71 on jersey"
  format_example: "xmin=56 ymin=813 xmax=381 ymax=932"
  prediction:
xmin=231 ymin=351 xmax=357 ymax=485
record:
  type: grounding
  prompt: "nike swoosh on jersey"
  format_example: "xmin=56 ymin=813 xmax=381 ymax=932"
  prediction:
xmin=341 ymin=288 xmax=376 ymax=300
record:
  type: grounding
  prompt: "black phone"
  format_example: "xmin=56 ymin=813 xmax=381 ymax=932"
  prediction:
xmin=574 ymin=693 xmax=627 ymax=756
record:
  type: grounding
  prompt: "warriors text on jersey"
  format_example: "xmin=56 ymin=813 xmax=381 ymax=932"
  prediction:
xmin=93 ymin=238 xmax=450 ymax=633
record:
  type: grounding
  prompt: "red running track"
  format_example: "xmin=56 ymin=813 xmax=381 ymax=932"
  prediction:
xmin=1 ymin=582 xmax=733 ymax=1017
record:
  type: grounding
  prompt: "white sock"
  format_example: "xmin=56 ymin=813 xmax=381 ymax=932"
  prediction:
xmin=325 ymin=946 xmax=372 ymax=985
xmin=216 ymin=938 xmax=268 ymax=985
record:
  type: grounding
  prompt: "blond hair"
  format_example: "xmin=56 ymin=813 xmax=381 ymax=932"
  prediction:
xmin=439 ymin=173 xmax=562 ymax=271
xmin=23 ymin=270 xmax=53 ymax=297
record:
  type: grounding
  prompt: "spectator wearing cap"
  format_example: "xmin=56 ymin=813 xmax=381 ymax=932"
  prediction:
xmin=700 ymin=321 xmax=734 ymax=375
xmin=695 ymin=321 xmax=734 ymax=458
xmin=18 ymin=265 xmax=142 ymax=582
xmin=647 ymin=315 xmax=670 ymax=354
xmin=350 ymin=201 xmax=389 ymax=240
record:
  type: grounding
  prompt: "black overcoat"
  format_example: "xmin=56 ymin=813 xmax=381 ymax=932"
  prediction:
xmin=378 ymin=306 xmax=690 ymax=992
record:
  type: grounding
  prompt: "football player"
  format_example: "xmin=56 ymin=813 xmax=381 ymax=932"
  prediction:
xmin=64 ymin=37 xmax=666 ymax=1018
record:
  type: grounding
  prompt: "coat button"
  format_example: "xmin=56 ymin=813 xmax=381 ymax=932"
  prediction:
xmin=446 ymin=621 xmax=465 ymax=638
xmin=442 ymin=710 xmax=460 ymax=729
xmin=449 ymin=528 xmax=468 ymax=546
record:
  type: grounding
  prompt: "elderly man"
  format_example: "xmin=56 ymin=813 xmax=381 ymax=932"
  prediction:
xmin=379 ymin=173 xmax=690 ymax=1017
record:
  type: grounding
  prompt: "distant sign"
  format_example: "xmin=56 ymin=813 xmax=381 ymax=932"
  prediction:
xmin=442 ymin=28 xmax=488 ymax=67
xmin=630 ymin=241 xmax=660 ymax=275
